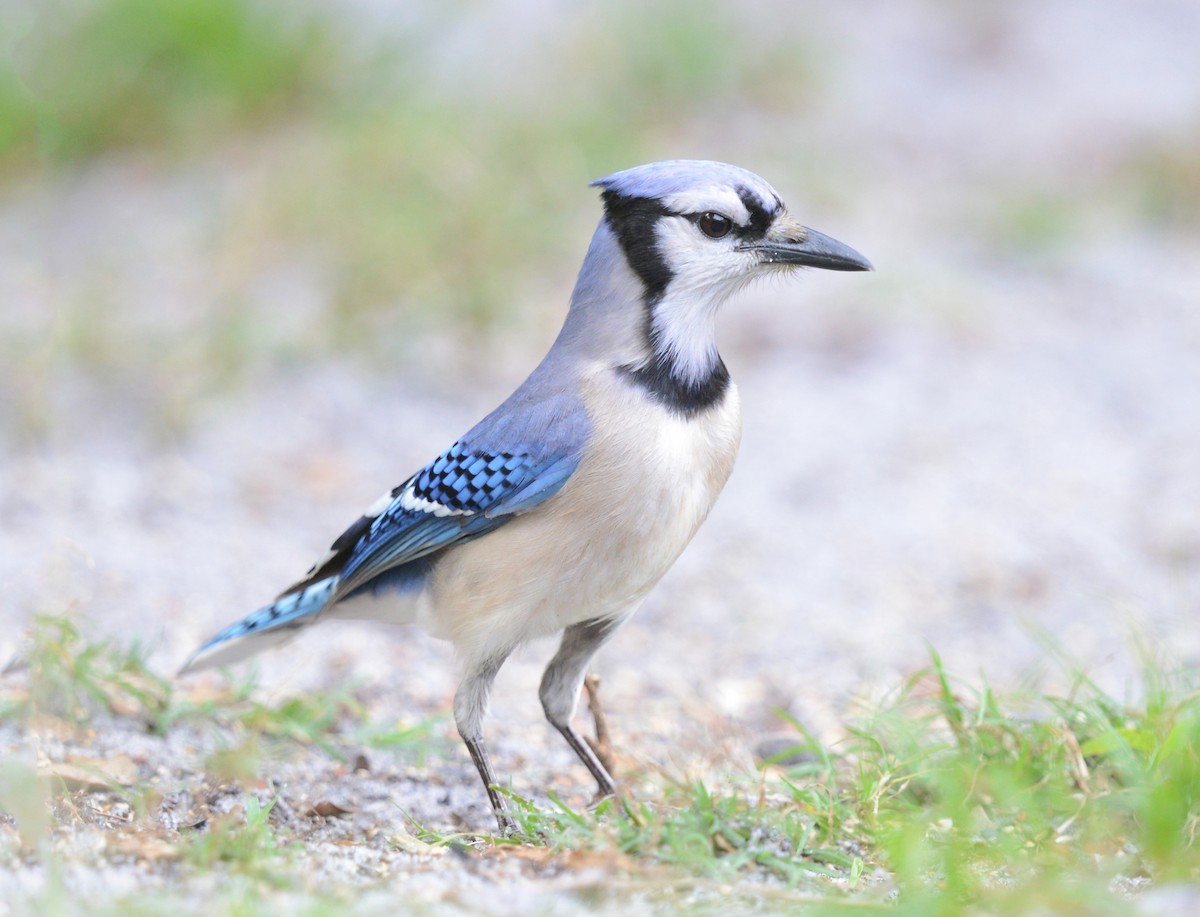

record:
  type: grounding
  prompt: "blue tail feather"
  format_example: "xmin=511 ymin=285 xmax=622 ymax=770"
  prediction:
xmin=180 ymin=576 xmax=338 ymax=674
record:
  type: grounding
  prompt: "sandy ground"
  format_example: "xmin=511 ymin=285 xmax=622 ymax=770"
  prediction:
xmin=2 ymin=0 xmax=1200 ymax=910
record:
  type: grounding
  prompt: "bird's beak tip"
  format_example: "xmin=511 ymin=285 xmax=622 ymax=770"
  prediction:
xmin=754 ymin=225 xmax=874 ymax=273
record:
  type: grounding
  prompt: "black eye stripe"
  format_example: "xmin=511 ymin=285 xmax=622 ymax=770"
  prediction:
xmin=736 ymin=186 xmax=778 ymax=237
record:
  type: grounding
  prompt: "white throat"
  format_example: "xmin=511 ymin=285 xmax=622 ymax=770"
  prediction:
xmin=645 ymin=287 xmax=724 ymax=386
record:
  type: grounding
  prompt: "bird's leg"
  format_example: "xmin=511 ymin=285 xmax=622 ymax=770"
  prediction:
xmin=453 ymin=653 xmax=517 ymax=835
xmin=582 ymin=673 xmax=615 ymax=775
xmin=461 ymin=734 xmax=516 ymax=835
xmin=540 ymin=619 xmax=621 ymax=799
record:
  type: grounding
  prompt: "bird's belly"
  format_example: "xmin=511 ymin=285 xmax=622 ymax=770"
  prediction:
xmin=425 ymin=382 xmax=741 ymax=667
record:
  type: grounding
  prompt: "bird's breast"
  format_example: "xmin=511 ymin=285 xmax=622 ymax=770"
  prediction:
xmin=574 ymin=367 xmax=743 ymax=552
xmin=424 ymin=365 xmax=741 ymax=666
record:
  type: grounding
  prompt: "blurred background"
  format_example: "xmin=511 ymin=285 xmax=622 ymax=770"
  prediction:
xmin=2 ymin=0 xmax=1199 ymax=751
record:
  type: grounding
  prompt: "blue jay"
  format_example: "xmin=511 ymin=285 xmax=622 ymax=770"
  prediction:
xmin=182 ymin=160 xmax=871 ymax=832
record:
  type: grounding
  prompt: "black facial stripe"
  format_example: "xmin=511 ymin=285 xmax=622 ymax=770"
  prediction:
xmin=601 ymin=189 xmax=735 ymax=416
xmin=619 ymin=356 xmax=731 ymax=418
xmin=605 ymin=188 xmax=781 ymax=286
xmin=735 ymin=185 xmax=778 ymax=240
xmin=601 ymin=190 xmax=673 ymax=305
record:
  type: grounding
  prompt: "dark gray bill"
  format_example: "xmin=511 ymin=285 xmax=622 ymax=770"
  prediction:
xmin=748 ymin=227 xmax=874 ymax=272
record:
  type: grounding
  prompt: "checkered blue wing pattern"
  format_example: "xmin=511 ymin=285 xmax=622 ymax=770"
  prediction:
xmin=332 ymin=441 xmax=580 ymax=598
xmin=411 ymin=445 xmax=534 ymax=513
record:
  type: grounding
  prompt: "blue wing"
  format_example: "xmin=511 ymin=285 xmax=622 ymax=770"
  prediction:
xmin=325 ymin=441 xmax=581 ymax=601
xmin=180 ymin=439 xmax=579 ymax=674
xmin=181 ymin=365 xmax=590 ymax=675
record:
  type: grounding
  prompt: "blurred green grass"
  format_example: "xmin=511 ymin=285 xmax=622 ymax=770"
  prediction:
xmin=8 ymin=615 xmax=1200 ymax=914
xmin=4 ymin=0 xmax=1196 ymax=447
xmin=1 ymin=0 xmax=816 ymax=442
xmin=0 ymin=0 xmax=337 ymax=167
xmin=11 ymin=619 xmax=1200 ymax=912
xmin=465 ymin=644 xmax=1200 ymax=913
xmin=1125 ymin=126 xmax=1200 ymax=230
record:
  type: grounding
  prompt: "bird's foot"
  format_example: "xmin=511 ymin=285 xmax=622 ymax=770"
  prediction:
xmin=494 ymin=811 xmax=520 ymax=838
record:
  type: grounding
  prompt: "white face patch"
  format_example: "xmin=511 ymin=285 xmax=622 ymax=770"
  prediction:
xmin=599 ymin=164 xmax=792 ymax=390
xmin=658 ymin=214 xmax=757 ymax=269
xmin=643 ymin=217 xmax=761 ymax=385
xmin=658 ymin=186 xmax=752 ymax=226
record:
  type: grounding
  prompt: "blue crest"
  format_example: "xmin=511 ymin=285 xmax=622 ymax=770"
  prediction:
xmin=591 ymin=159 xmax=782 ymax=212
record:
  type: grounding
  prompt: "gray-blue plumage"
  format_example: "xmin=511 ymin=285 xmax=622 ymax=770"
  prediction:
xmin=191 ymin=577 xmax=338 ymax=652
xmin=184 ymin=361 xmax=592 ymax=671
xmin=185 ymin=440 xmax=585 ymax=665
xmin=592 ymin=159 xmax=782 ymax=213
xmin=182 ymin=159 xmax=872 ymax=833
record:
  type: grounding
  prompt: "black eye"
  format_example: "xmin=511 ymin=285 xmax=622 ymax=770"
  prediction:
xmin=697 ymin=211 xmax=732 ymax=239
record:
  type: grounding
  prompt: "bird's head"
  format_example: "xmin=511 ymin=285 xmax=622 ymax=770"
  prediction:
xmin=571 ymin=160 xmax=871 ymax=408
xmin=592 ymin=159 xmax=872 ymax=307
